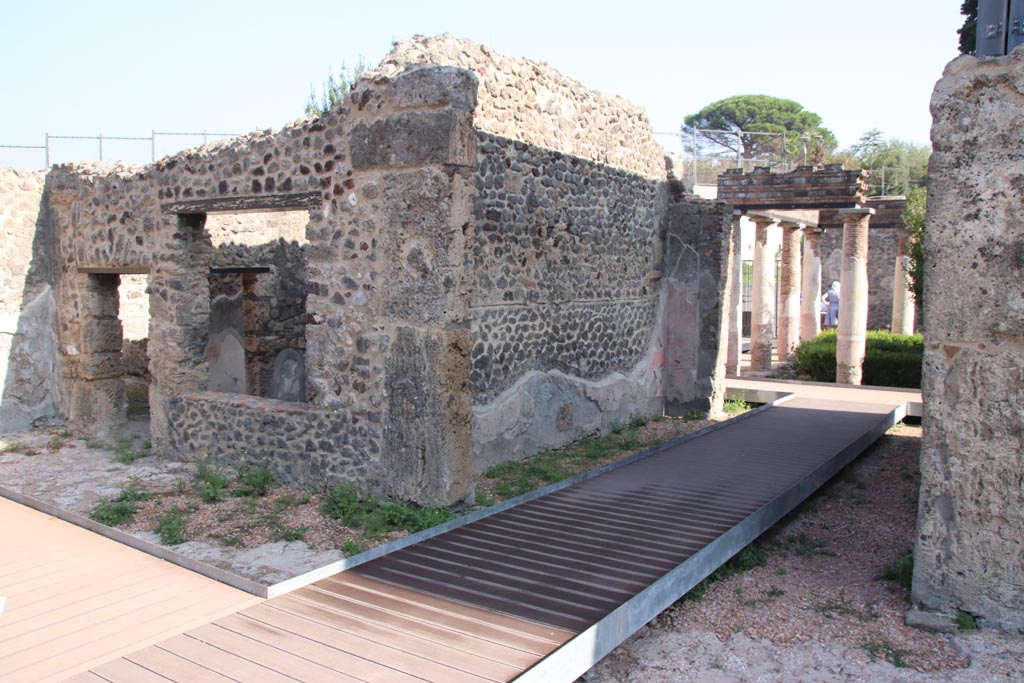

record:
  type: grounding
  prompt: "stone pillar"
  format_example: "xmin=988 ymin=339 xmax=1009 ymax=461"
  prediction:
xmin=749 ymin=216 xmax=776 ymax=372
xmin=891 ymin=229 xmax=915 ymax=335
xmin=67 ymin=273 xmax=127 ymax=439
xmin=835 ymin=208 xmax=874 ymax=384
xmin=725 ymin=215 xmax=743 ymax=375
xmin=800 ymin=227 xmax=823 ymax=342
xmin=777 ymin=221 xmax=803 ymax=360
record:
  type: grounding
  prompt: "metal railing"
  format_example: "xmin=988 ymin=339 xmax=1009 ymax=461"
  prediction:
xmin=0 ymin=130 xmax=242 ymax=168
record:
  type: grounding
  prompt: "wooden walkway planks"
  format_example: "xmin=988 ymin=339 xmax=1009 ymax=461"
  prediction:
xmin=53 ymin=378 xmax=917 ymax=682
xmin=0 ymin=498 xmax=260 ymax=683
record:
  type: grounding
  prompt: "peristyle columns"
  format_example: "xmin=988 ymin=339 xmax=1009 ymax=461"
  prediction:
xmin=777 ymin=221 xmax=803 ymax=360
xmin=749 ymin=216 xmax=777 ymax=371
xmin=725 ymin=214 xmax=744 ymax=375
xmin=836 ymin=207 xmax=875 ymax=384
xmin=891 ymin=229 xmax=915 ymax=334
xmin=800 ymin=227 xmax=823 ymax=342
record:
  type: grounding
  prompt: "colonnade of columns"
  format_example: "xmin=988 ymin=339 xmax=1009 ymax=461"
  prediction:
xmin=724 ymin=208 xmax=915 ymax=385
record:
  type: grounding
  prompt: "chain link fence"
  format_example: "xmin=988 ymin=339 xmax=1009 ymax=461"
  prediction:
xmin=0 ymin=130 xmax=241 ymax=169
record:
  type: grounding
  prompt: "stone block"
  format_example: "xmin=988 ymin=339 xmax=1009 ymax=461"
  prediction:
xmin=389 ymin=65 xmax=478 ymax=111
xmin=383 ymin=326 xmax=472 ymax=505
xmin=349 ymin=110 xmax=476 ymax=170
xmin=81 ymin=317 xmax=124 ymax=353
xmin=77 ymin=352 xmax=126 ymax=380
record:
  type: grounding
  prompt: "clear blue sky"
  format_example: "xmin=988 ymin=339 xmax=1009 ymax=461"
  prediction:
xmin=0 ymin=0 xmax=965 ymax=169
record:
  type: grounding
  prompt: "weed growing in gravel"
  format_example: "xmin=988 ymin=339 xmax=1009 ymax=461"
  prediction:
xmin=155 ymin=506 xmax=188 ymax=545
xmin=481 ymin=419 xmax=663 ymax=500
xmin=722 ymin=399 xmax=752 ymax=416
xmin=321 ymin=483 xmax=455 ymax=542
xmin=781 ymin=532 xmax=836 ymax=557
xmin=274 ymin=525 xmax=308 ymax=543
xmin=0 ymin=441 xmax=37 ymax=456
xmin=956 ymin=611 xmax=979 ymax=631
xmin=90 ymin=478 xmax=154 ymax=526
xmin=879 ymin=552 xmax=914 ymax=590
xmin=686 ymin=544 xmax=769 ymax=601
xmin=814 ymin=592 xmax=880 ymax=621
xmin=233 ymin=465 xmax=275 ymax=498
xmin=684 ymin=410 xmax=704 ymax=421
xmin=861 ymin=639 xmax=910 ymax=667
xmin=112 ymin=437 xmax=150 ymax=465
xmin=342 ymin=539 xmax=367 ymax=555
xmin=194 ymin=461 xmax=231 ymax=503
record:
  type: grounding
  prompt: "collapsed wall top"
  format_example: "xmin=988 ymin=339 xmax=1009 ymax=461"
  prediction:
xmin=375 ymin=34 xmax=670 ymax=179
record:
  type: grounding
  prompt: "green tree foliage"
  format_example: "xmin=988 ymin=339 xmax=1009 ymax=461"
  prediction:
xmin=834 ymin=129 xmax=930 ymax=195
xmin=959 ymin=0 xmax=978 ymax=55
xmin=684 ymin=95 xmax=837 ymax=161
xmin=902 ymin=185 xmax=926 ymax=305
xmin=305 ymin=58 xmax=369 ymax=117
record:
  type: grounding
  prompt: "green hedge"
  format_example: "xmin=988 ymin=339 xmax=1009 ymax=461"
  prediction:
xmin=793 ymin=330 xmax=923 ymax=388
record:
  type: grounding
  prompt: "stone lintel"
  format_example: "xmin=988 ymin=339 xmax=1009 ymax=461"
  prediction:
xmin=78 ymin=266 xmax=150 ymax=275
xmin=161 ymin=191 xmax=321 ymax=215
xmin=838 ymin=207 xmax=876 ymax=217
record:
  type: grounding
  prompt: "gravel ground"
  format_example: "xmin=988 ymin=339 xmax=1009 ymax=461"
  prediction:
xmin=583 ymin=423 xmax=1024 ymax=682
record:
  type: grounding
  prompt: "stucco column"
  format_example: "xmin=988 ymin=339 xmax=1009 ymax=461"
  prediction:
xmin=725 ymin=215 xmax=743 ymax=375
xmin=777 ymin=221 xmax=803 ymax=360
xmin=891 ymin=229 xmax=915 ymax=334
xmin=836 ymin=207 xmax=875 ymax=384
xmin=749 ymin=216 xmax=776 ymax=372
xmin=800 ymin=227 xmax=823 ymax=342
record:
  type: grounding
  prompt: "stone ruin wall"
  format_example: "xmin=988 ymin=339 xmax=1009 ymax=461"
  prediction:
xmin=379 ymin=35 xmax=668 ymax=179
xmin=0 ymin=168 xmax=61 ymax=433
xmin=913 ymin=50 xmax=1024 ymax=631
xmin=1 ymin=37 xmax=731 ymax=503
xmin=37 ymin=63 xmax=481 ymax=504
xmin=469 ymin=133 xmax=665 ymax=470
xmin=380 ymin=36 xmax=728 ymax=469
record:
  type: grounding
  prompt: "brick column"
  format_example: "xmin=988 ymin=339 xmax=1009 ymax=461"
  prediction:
xmin=725 ymin=215 xmax=743 ymax=375
xmin=749 ymin=216 xmax=776 ymax=372
xmin=800 ymin=227 xmax=823 ymax=342
xmin=890 ymin=229 xmax=915 ymax=334
xmin=836 ymin=207 xmax=875 ymax=384
xmin=777 ymin=221 xmax=802 ymax=360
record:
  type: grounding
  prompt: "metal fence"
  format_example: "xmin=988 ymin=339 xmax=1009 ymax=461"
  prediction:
xmin=0 ymin=130 xmax=241 ymax=169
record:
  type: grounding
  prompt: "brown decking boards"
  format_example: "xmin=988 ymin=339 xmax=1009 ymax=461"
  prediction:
xmin=0 ymin=498 xmax=259 ymax=683
xmin=55 ymin=379 xmax=917 ymax=682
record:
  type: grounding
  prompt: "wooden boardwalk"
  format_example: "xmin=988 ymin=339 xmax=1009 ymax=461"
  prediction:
xmin=0 ymin=498 xmax=260 ymax=683
xmin=3 ymin=379 xmax=919 ymax=682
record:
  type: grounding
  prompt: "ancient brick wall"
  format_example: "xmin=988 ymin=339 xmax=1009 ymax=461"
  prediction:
xmin=378 ymin=35 xmax=667 ymax=179
xmin=468 ymin=134 xmax=668 ymax=469
xmin=40 ymin=64 xmax=479 ymax=504
xmin=913 ymin=51 xmax=1024 ymax=631
xmin=2 ymin=37 xmax=731 ymax=506
xmin=0 ymin=168 xmax=61 ymax=432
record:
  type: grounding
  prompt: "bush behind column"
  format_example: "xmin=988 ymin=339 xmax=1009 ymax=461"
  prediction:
xmin=794 ymin=330 xmax=923 ymax=388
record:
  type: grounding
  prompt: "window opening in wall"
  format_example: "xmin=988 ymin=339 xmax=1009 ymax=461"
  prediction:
xmin=203 ymin=209 xmax=310 ymax=402
xmin=118 ymin=273 xmax=151 ymax=417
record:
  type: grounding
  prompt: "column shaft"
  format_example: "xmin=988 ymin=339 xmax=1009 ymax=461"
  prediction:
xmin=725 ymin=217 xmax=743 ymax=375
xmin=891 ymin=230 xmax=915 ymax=334
xmin=749 ymin=218 xmax=775 ymax=371
xmin=777 ymin=223 xmax=802 ymax=360
xmin=800 ymin=229 xmax=822 ymax=342
xmin=836 ymin=208 xmax=874 ymax=384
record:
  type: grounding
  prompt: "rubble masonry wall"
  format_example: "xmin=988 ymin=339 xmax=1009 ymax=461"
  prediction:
xmin=914 ymin=50 xmax=1024 ymax=630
